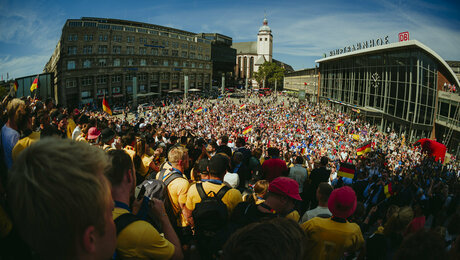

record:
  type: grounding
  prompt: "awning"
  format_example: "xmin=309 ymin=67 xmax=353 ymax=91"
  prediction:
xmin=168 ymin=89 xmax=182 ymax=93
xmin=137 ymin=92 xmax=160 ymax=97
xmin=188 ymin=88 xmax=202 ymax=92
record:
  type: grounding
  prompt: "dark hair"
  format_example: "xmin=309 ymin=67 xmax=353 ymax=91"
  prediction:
xmin=295 ymin=156 xmax=304 ymax=164
xmin=267 ymin=147 xmax=280 ymax=157
xmin=317 ymin=182 xmax=333 ymax=203
xmin=222 ymin=218 xmax=306 ymax=260
xmin=320 ymin=156 xmax=329 ymax=166
xmin=221 ymin=135 xmax=229 ymax=144
xmin=106 ymin=150 xmax=133 ymax=186
xmin=395 ymin=230 xmax=447 ymax=260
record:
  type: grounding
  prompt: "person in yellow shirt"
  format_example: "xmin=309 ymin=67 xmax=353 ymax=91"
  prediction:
xmin=185 ymin=153 xmax=242 ymax=259
xmin=301 ymin=186 xmax=364 ymax=260
xmin=66 ymin=108 xmax=79 ymax=139
xmin=106 ymin=149 xmax=183 ymax=260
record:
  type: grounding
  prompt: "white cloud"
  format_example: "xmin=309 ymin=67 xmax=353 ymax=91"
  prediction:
xmin=0 ymin=54 xmax=49 ymax=78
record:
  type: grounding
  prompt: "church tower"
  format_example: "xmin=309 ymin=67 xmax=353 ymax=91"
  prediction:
xmin=256 ymin=16 xmax=273 ymax=65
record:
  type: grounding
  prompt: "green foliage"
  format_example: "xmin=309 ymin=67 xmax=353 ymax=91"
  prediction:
xmin=253 ymin=61 xmax=285 ymax=88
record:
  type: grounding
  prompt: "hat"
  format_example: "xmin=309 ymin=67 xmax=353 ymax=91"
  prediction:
xmin=56 ymin=113 xmax=67 ymax=122
xmin=209 ymin=154 xmax=229 ymax=177
xmin=328 ymin=186 xmax=357 ymax=218
xmin=268 ymin=177 xmax=302 ymax=201
xmin=87 ymin=127 xmax=101 ymax=140
xmin=100 ymin=128 xmax=116 ymax=143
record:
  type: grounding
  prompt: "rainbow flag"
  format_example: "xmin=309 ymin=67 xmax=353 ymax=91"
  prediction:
xmin=30 ymin=76 xmax=38 ymax=92
xmin=194 ymin=107 xmax=203 ymax=113
xmin=338 ymin=163 xmax=355 ymax=179
xmin=384 ymin=183 xmax=395 ymax=198
xmin=102 ymin=96 xmax=112 ymax=115
xmin=357 ymin=142 xmax=371 ymax=156
xmin=239 ymin=104 xmax=246 ymax=110
xmin=243 ymin=125 xmax=253 ymax=135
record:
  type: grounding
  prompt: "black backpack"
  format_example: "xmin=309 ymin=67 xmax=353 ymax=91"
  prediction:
xmin=192 ymin=182 xmax=230 ymax=236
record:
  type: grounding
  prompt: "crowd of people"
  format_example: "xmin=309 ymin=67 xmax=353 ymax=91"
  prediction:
xmin=0 ymin=93 xmax=459 ymax=259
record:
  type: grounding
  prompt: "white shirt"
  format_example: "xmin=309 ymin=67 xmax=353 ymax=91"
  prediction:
xmin=223 ymin=171 xmax=239 ymax=189
xmin=300 ymin=206 xmax=332 ymax=223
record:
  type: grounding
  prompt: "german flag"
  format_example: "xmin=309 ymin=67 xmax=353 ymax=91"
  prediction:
xmin=311 ymin=114 xmax=316 ymax=118
xmin=384 ymin=183 xmax=395 ymax=198
xmin=243 ymin=125 xmax=253 ymax=135
xmin=102 ymin=96 xmax=112 ymax=115
xmin=30 ymin=76 xmax=39 ymax=92
xmin=338 ymin=163 xmax=355 ymax=179
xmin=239 ymin=104 xmax=246 ymax=110
xmin=194 ymin=107 xmax=203 ymax=113
xmin=13 ymin=81 xmax=18 ymax=92
xmin=357 ymin=142 xmax=371 ymax=155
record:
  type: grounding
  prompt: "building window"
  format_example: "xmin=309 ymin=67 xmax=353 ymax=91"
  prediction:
xmin=206 ymin=64 xmax=210 ymax=69
xmin=98 ymin=59 xmax=107 ymax=67
xmin=81 ymin=91 xmax=91 ymax=98
xmin=67 ymin=46 xmax=77 ymax=55
xmin=83 ymin=60 xmax=91 ymax=68
xmin=83 ymin=45 xmax=92 ymax=54
xmin=99 ymin=34 xmax=108 ymax=42
xmin=66 ymin=79 xmax=76 ymax=88
xmin=190 ymin=53 xmax=195 ymax=59
xmin=161 ymin=49 xmax=169 ymax=56
xmin=113 ymin=59 xmax=120 ymax=67
xmin=82 ymin=77 xmax=92 ymax=86
xmin=172 ymin=42 xmax=179 ymax=48
xmin=151 ymin=48 xmax=159 ymax=55
xmin=67 ymin=61 xmax=75 ymax=70
xmin=152 ymin=59 xmax=159 ymax=66
xmin=181 ymin=43 xmax=188 ymax=49
xmin=190 ymin=45 xmax=196 ymax=50
xmin=161 ymin=73 xmax=169 ymax=80
xmin=125 ymin=74 xmax=133 ymax=81
xmin=172 ymin=73 xmax=179 ymax=80
xmin=96 ymin=76 xmax=107 ymax=84
xmin=140 ymin=59 xmax=146 ymax=66
xmin=162 ymin=40 xmax=169 ymax=47
xmin=84 ymin=35 xmax=93 ymax=41
xmin=183 ymin=61 xmax=187 ymax=67
xmin=113 ymin=35 xmax=122 ymax=42
xmin=127 ymin=59 xmax=134 ymax=66
xmin=96 ymin=88 xmax=108 ymax=96
xmin=172 ymin=50 xmax=178 ymax=57
xmin=173 ymin=60 xmax=179 ymax=67
xmin=111 ymin=75 xmax=121 ymax=83
xmin=191 ymin=62 xmax=195 ymax=68
xmin=112 ymin=87 xmax=121 ymax=93
xmin=112 ymin=46 xmax=121 ymax=54
xmin=198 ymin=54 xmax=203 ymax=60
xmin=139 ymin=37 xmax=147 ymax=44
xmin=127 ymin=36 xmax=135 ymax=43
xmin=199 ymin=63 xmax=203 ymax=68
xmin=98 ymin=45 xmax=108 ymax=54
xmin=127 ymin=46 xmax=135 ymax=54
xmin=181 ymin=51 xmax=187 ymax=58
xmin=163 ymin=60 xmax=169 ymax=66
xmin=68 ymin=34 xmax=78 ymax=41
xmin=139 ymin=47 xmax=147 ymax=55
xmin=151 ymin=39 xmax=159 ymax=45
xmin=139 ymin=74 xmax=147 ymax=81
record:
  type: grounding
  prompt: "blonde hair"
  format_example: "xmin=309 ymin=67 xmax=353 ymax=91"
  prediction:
xmin=168 ymin=146 xmax=188 ymax=164
xmin=6 ymin=98 xmax=25 ymax=121
xmin=7 ymin=137 xmax=112 ymax=259
xmin=384 ymin=206 xmax=414 ymax=235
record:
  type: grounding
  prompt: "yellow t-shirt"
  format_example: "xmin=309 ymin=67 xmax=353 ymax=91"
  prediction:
xmin=301 ymin=217 xmax=364 ymax=260
xmin=186 ymin=181 xmax=242 ymax=214
xmin=113 ymin=207 xmax=174 ymax=260
xmin=12 ymin=131 xmax=40 ymax=161
xmin=157 ymin=169 xmax=190 ymax=227
xmin=141 ymin=154 xmax=155 ymax=175
xmin=66 ymin=118 xmax=76 ymax=139
xmin=124 ymin=147 xmax=150 ymax=177
xmin=285 ymin=210 xmax=300 ymax=222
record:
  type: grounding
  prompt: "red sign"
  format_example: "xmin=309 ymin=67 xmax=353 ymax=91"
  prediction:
xmin=399 ymin=31 xmax=409 ymax=42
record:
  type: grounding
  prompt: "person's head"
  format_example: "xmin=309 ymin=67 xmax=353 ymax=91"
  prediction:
xmin=295 ymin=156 xmax=304 ymax=165
xmin=267 ymin=147 xmax=280 ymax=158
xmin=106 ymin=150 xmax=136 ymax=195
xmin=87 ymin=127 xmax=101 ymax=142
xmin=316 ymin=182 xmax=333 ymax=206
xmin=168 ymin=146 xmax=189 ymax=171
xmin=56 ymin=113 xmax=68 ymax=130
xmin=221 ymin=135 xmax=229 ymax=144
xmin=251 ymin=180 xmax=269 ymax=202
xmin=236 ymin=137 xmax=245 ymax=147
xmin=208 ymin=153 xmax=230 ymax=179
xmin=320 ymin=156 xmax=329 ymax=166
xmin=232 ymin=152 xmax=244 ymax=165
xmin=384 ymin=206 xmax=413 ymax=235
xmin=267 ymin=177 xmax=302 ymax=214
xmin=328 ymin=186 xmax=357 ymax=218
xmin=252 ymin=148 xmax=262 ymax=160
xmin=395 ymin=230 xmax=447 ymax=260
xmin=100 ymin=128 xmax=116 ymax=145
xmin=222 ymin=218 xmax=306 ymax=260
xmin=45 ymin=97 xmax=54 ymax=110
xmin=6 ymin=98 xmax=26 ymax=126
xmin=7 ymin=138 xmax=116 ymax=259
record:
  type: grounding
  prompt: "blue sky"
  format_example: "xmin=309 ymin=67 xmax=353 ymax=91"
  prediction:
xmin=0 ymin=0 xmax=459 ymax=79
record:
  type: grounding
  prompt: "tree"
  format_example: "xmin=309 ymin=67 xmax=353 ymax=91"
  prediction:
xmin=253 ymin=61 xmax=286 ymax=89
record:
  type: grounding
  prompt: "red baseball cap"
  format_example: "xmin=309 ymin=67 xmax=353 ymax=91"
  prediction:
xmin=268 ymin=177 xmax=302 ymax=201
xmin=328 ymin=186 xmax=357 ymax=218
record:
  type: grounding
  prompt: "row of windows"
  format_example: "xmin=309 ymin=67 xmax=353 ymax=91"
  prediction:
xmin=66 ymin=73 xmax=210 ymax=88
xmin=68 ymin=34 xmax=209 ymax=52
xmin=66 ymin=45 xmax=209 ymax=60
xmin=67 ymin=59 xmax=211 ymax=70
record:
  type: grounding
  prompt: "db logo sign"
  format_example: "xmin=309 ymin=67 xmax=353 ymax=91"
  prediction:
xmin=399 ymin=32 xmax=409 ymax=42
